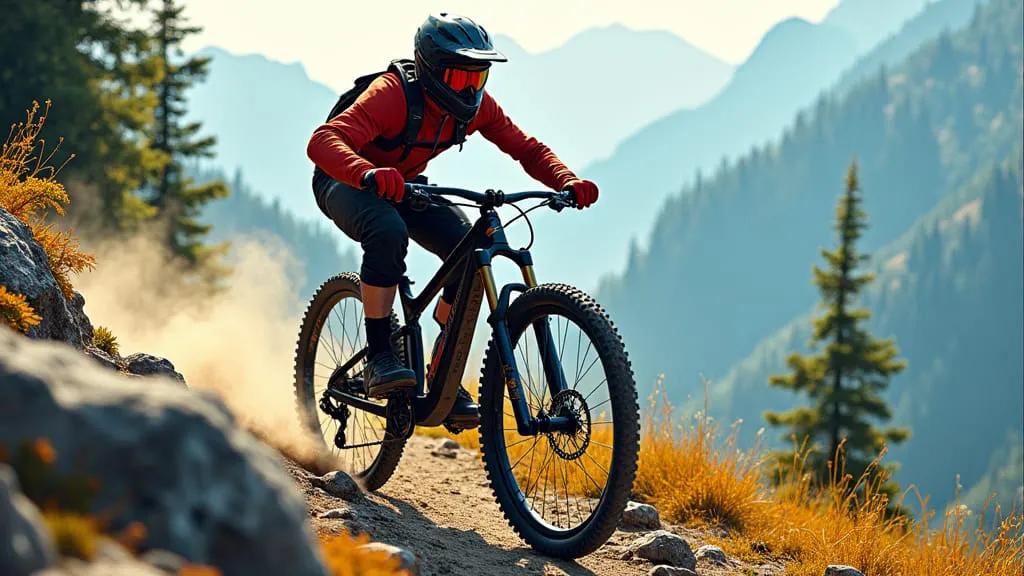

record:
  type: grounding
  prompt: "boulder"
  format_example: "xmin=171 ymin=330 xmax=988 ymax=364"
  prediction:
xmin=0 ymin=329 xmax=328 ymax=576
xmin=624 ymin=530 xmax=696 ymax=570
xmin=621 ymin=501 xmax=661 ymax=529
xmin=825 ymin=566 xmax=866 ymax=576
xmin=0 ymin=209 xmax=90 ymax=347
xmin=359 ymin=542 xmax=419 ymax=576
xmin=311 ymin=470 xmax=361 ymax=501
xmin=0 ymin=464 xmax=56 ymax=576
xmin=438 ymin=439 xmax=461 ymax=450
xmin=122 ymin=353 xmax=186 ymax=385
xmin=694 ymin=544 xmax=730 ymax=566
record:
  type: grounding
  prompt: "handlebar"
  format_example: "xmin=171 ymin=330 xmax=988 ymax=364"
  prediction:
xmin=364 ymin=179 xmax=577 ymax=213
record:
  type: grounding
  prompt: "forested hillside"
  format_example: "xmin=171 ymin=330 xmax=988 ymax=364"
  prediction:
xmin=197 ymin=168 xmax=358 ymax=302
xmin=598 ymin=0 xmax=1022 ymax=398
xmin=556 ymin=0 xmax=986 ymax=293
xmin=715 ymin=149 xmax=1022 ymax=512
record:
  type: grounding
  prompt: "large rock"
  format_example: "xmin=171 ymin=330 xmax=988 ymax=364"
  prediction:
xmin=0 ymin=209 xmax=90 ymax=347
xmin=0 ymin=464 xmax=56 ymax=575
xmin=621 ymin=501 xmax=661 ymax=529
xmin=624 ymin=530 xmax=696 ymax=570
xmin=0 ymin=329 xmax=328 ymax=576
xmin=694 ymin=544 xmax=730 ymax=566
xmin=311 ymin=470 xmax=360 ymax=501
xmin=122 ymin=353 xmax=186 ymax=385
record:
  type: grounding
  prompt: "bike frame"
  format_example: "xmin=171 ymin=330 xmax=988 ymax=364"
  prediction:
xmin=324 ymin=186 xmax=576 ymax=436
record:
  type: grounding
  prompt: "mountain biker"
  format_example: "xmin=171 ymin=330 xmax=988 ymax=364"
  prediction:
xmin=306 ymin=12 xmax=599 ymax=429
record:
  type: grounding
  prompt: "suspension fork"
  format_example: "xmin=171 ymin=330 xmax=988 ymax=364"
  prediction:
xmin=522 ymin=266 xmax=569 ymax=400
xmin=481 ymin=263 xmax=572 ymax=436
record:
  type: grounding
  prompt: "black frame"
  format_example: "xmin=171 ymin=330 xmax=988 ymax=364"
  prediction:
xmin=324 ymin=185 xmax=577 ymax=436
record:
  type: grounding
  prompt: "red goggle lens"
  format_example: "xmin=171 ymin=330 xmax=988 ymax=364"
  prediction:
xmin=442 ymin=67 xmax=488 ymax=92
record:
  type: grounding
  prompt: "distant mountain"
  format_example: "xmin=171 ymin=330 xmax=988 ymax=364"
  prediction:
xmin=595 ymin=0 xmax=1022 ymax=513
xmin=556 ymin=0 xmax=985 ymax=293
xmin=564 ymin=17 xmax=859 ymax=290
xmin=822 ymin=0 xmax=929 ymax=51
xmin=712 ymin=150 xmax=1023 ymax=513
xmin=185 ymin=25 xmax=733 ymax=224
xmin=596 ymin=0 xmax=1022 ymax=398
xmin=186 ymin=47 xmax=337 ymax=223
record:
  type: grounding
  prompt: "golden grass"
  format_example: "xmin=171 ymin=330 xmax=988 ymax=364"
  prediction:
xmin=0 ymin=285 xmax=41 ymax=333
xmin=424 ymin=378 xmax=1023 ymax=575
xmin=0 ymin=100 xmax=95 ymax=300
xmin=92 ymin=325 xmax=120 ymax=356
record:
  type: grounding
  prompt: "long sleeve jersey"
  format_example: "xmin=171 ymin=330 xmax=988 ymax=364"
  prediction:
xmin=307 ymin=71 xmax=578 ymax=191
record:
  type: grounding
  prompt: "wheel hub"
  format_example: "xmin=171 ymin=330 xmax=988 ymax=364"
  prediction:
xmin=545 ymin=389 xmax=591 ymax=460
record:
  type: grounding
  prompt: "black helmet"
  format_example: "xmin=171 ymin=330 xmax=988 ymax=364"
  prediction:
xmin=414 ymin=13 xmax=507 ymax=124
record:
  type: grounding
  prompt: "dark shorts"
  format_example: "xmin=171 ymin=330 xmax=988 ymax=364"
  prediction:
xmin=314 ymin=177 xmax=472 ymax=301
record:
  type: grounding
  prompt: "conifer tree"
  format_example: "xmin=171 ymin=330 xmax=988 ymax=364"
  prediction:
xmin=149 ymin=0 xmax=227 ymax=270
xmin=765 ymin=161 xmax=910 ymax=492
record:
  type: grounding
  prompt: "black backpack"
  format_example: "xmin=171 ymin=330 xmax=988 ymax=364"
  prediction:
xmin=311 ymin=59 xmax=467 ymax=189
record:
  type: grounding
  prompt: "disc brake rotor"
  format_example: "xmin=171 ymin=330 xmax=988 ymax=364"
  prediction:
xmin=546 ymin=389 xmax=591 ymax=460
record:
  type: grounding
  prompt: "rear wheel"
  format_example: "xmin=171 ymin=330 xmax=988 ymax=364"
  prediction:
xmin=293 ymin=272 xmax=407 ymax=491
xmin=478 ymin=283 xmax=640 ymax=558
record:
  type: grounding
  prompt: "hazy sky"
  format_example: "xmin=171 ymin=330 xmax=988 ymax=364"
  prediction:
xmin=175 ymin=0 xmax=841 ymax=91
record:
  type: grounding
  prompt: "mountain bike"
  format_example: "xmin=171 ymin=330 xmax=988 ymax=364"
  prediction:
xmin=293 ymin=182 xmax=640 ymax=558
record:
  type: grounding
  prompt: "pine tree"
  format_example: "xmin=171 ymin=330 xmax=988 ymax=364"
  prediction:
xmin=0 ymin=0 xmax=162 ymax=234
xmin=149 ymin=0 xmax=228 ymax=270
xmin=765 ymin=161 xmax=910 ymax=492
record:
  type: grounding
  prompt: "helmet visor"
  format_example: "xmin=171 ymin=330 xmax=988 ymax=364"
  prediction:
xmin=442 ymin=67 xmax=489 ymax=93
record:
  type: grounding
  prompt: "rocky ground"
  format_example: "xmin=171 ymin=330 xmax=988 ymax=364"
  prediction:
xmin=292 ymin=435 xmax=790 ymax=576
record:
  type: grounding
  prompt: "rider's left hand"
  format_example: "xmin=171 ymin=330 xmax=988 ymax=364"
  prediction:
xmin=566 ymin=179 xmax=599 ymax=209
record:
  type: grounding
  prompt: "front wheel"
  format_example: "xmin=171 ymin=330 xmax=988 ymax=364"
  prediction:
xmin=478 ymin=283 xmax=640 ymax=559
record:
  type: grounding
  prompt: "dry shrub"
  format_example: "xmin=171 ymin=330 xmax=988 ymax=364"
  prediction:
xmin=626 ymin=380 xmax=1023 ymax=575
xmin=319 ymin=530 xmax=411 ymax=576
xmin=0 ymin=100 xmax=95 ymax=300
xmin=0 ymin=285 xmax=41 ymax=333
xmin=91 ymin=325 xmax=120 ymax=356
xmin=42 ymin=511 xmax=103 ymax=560
xmin=634 ymin=377 xmax=766 ymax=531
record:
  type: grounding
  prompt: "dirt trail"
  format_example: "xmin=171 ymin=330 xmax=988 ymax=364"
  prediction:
xmin=289 ymin=436 xmax=774 ymax=576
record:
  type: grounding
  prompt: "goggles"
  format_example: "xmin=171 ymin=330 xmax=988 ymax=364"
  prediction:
xmin=442 ymin=67 xmax=489 ymax=93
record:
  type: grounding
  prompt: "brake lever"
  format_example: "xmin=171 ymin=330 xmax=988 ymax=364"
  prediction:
xmin=548 ymin=190 xmax=576 ymax=212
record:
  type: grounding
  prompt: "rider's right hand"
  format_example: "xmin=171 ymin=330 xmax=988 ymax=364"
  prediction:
xmin=362 ymin=167 xmax=406 ymax=202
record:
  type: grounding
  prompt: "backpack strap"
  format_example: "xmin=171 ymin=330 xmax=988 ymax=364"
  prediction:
xmin=388 ymin=59 xmax=424 ymax=163
xmin=373 ymin=59 xmax=470 ymax=160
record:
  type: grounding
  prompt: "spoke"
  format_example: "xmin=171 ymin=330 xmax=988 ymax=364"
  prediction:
xmin=588 ymin=397 xmax=612 ymax=413
xmin=324 ymin=315 xmax=341 ymax=365
xmin=558 ymin=316 xmax=569 ymax=368
xmin=582 ymin=448 xmax=611 ymax=478
xmin=509 ymin=435 xmax=541 ymax=472
xmin=590 ymin=440 xmax=615 ymax=451
xmin=583 ymin=378 xmax=608 ymax=403
xmin=517 ymin=343 xmax=541 ymax=414
xmin=574 ymin=353 xmax=600 ymax=389
xmin=574 ymin=339 xmax=594 ymax=389
xmin=504 ymin=436 xmax=536 ymax=449
xmin=574 ymin=328 xmax=583 ymax=385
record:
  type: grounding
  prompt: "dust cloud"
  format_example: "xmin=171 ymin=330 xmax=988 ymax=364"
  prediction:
xmin=75 ymin=233 xmax=339 ymax=473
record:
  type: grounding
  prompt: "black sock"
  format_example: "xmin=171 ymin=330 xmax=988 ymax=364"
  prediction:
xmin=365 ymin=317 xmax=392 ymax=358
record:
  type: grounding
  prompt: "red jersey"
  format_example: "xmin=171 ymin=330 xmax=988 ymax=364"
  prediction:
xmin=307 ymin=72 xmax=577 ymax=191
